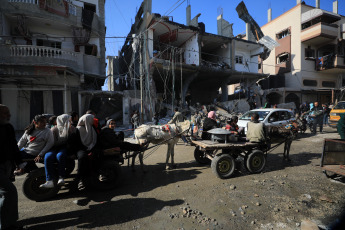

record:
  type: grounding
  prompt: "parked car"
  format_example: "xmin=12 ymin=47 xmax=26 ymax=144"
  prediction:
xmin=329 ymin=101 xmax=345 ymax=128
xmin=237 ymin=108 xmax=295 ymax=134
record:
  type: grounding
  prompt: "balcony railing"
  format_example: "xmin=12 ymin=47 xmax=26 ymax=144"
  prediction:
xmin=8 ymin=0 xmax=38 ymax=4
xmin=301 ymin=22 xmax=338 ymax=45
xmin=7 ymin=0 xmax=77 ymax=16
xmin=316 ymin=54 xmax=345 ymax=72
xmin=10 ymin=45 xmax=77 ymax=61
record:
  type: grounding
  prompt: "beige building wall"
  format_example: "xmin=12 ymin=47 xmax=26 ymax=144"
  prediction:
xmin=260 ymin=3 xmax=345 ymax=102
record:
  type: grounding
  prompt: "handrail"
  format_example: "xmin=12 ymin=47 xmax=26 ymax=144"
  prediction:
xmin=10 ymin=45 xmax=77 ymax=61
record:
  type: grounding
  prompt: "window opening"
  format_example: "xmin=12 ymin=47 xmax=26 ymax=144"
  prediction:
xmin=305 ymin=46 xmax=315 ymax=58
xmin=235 ymin=55 xmax=243 ymax=64
xmin=277 ymin=29 xmax=290 ymax=39
xmin=322 ymin=81 xmax=336 ymax=88
xmin=277 ymin=53 xmax=289 ymax=64
xmin=303 ymin=79 xmax=317 ymax=87
xmin=84 ymin=3 xmax=96 ymax=13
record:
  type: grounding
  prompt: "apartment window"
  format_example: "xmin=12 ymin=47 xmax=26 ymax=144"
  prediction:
xmin=277 ymin=53 xmax=289 ymax=64
xmin=36 ymin=39 xmax=61 ymax=49
xmin=85 ymin=44 xmax=97 ymax=56
xmin=258 ymin=63 xmax=262 ymax=69
xmin=305 ymin=46 xmax=315 ymax=59
xmin=84 ymin=3 xmax=96 ymax=13
xmin=303 ymin=79 xmax=317 ymax=87
xmin=277 ymin=29 xmax=290 ymax=39
xmin=322 ymin=81 xmax=336 ymax=88
xmin=235 ymin=55 xmax=243 ymax=64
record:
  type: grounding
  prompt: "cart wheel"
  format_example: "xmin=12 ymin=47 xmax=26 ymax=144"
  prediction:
xmin=324 ymin=170 xmax=337 ymax=179
xmin=194 ymin=148 xmax=211 ymax=164
xmin=246 ymin=150 xmax=266 ymax=173
xmin=22 ymin=168 xmax=59 ymax=201
xmin=211 ymin=154 xmax=235 ymax=179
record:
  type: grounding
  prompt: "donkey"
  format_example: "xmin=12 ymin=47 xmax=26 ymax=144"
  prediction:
xmin=134 ymin=120 xmax=191 ymax=170
xmin=267 ymin=123 xmax=298 ymax=161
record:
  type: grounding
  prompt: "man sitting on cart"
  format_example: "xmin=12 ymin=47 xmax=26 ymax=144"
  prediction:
xmin=246 ymin=113 xmax=267 ymax=145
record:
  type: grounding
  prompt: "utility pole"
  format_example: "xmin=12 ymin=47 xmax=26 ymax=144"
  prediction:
xmin=64 ymin=70 xmax=67 ymax=113
xmin=172 ymin=48 xmax=175 ymax=112
xmin=139 ymin=35 xmax=144 ymax=123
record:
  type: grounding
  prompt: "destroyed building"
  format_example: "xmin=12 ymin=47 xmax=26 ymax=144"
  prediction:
xmin=107 ymin=0 xmax=270 ymax=125
xmin=258 ymin=0 xmax=345 ymax=107
xmin=0 ymin=0 xmax=106 ymax=129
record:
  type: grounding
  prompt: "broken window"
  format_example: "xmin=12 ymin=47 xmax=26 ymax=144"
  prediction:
xmin=303 ymin=79 xmax=317 ymax=87
xmin=84 ymin=3 xmax=96 ymax=13
xmin=235 ymin=55 xmax=243 ymax=64
xmin=322 ymin=81 xmax=336 ymax=88
xmin=36 ymin=39 xmax=61 ymax=49
xmin=85 ymin=44 xmax=97 ymax=56
xmin=277 ymin=53 xmax=289 ymax=64
xmin=305 ymin=46 xmax=315 ymax=59
xmin=276 ymin=29 xmax=290 ymax=39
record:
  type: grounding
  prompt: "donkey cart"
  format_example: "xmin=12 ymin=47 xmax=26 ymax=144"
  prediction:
xmin=192 ymin=139 xmax=266 ymax=179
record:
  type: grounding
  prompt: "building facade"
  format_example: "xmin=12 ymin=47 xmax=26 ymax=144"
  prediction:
xmin=0 ymin=0 xmax=106 ymax=129
xmin=260 ymin=0 xmax=345 ymax=107
xmin=107 ymin=0 xmax=268 ymax=124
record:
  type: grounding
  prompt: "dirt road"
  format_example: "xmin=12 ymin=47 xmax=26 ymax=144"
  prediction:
xmin=15 ymin=127 xmax=345 ymax=230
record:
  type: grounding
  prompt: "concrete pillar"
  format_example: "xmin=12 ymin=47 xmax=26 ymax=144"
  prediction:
xmin=221 ymin=82 xmax=229 ymax=102
xmin=315 ymin=0 xmax=320 ymax=8
xmin=43 ymin=91 xmax=54 ymax=114
xmin=268 ymin=8 xmax=272 ymax=22
xmin=182 ymin=73 xmax=199 ymax=107
xmin=333 ymin=0 xmax=338 ymax=14
xmin=246 ymin=23 xmax=254 ymax=41
xmin=217 ymin=14 xmax=223 ymax=35
xmin=186 ymin=5 xmax=191 ymax=26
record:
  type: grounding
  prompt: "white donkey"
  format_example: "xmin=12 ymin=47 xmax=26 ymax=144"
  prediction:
xmin=134 ymin=120 xmax=191 ymax=170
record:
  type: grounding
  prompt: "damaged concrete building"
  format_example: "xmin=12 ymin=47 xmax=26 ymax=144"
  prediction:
xmin=0 ymin=0 xmax=106 ymax=129
xmin=258 ymin=0 xmax=345 ymax=107
xmin=107 ymin=0 xmax=270 ymax=125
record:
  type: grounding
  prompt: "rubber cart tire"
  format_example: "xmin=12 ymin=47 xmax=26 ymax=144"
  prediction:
xmin=90 ymin=161 xmax=122 ymax=190
xmin=194 ymin=148 xmax=211 ymax=164
xmin=22 ymin=168 xmax=59 ymax=202
xmin=211 ymin=154 xmax=235 ymax=179
xmin=245 ymin=150 xmax=266 ymax=173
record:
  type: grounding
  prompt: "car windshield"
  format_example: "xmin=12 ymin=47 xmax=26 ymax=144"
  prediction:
xmin=334 ymin=102 xmax=345 ymax=110
xmin=239 ymin=111 xmax=270 ymax=121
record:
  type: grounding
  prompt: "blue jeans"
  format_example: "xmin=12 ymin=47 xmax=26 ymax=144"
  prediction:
xmin=323 ymin=114 xmax=329 ymax=125
xmin=44 ymin=148 xmax=67 ymax=181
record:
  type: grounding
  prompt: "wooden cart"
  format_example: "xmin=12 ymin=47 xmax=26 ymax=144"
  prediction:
xmin=321 ymin=139 xmax=345 ymax=178
xmin=191 ymin=139 xmax=266 ymax=179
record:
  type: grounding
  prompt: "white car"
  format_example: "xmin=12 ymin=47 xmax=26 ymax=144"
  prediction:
xmin=237 ymin=108 xmax=295 ymax=134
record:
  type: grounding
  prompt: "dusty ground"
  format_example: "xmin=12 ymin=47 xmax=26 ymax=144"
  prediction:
xmin=15 ymin=127 xmax=345 ymax=230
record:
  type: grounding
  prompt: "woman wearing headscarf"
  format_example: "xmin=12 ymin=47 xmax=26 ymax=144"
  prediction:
xmin=99 ymin=119 xmax=143 ymax=152
xmin=40 ymin=114 xmax=76 ymax=188
xmin=201 ymin=111 xmax=218 ymax=140
xmin=73 ymin=114 xmax=97 ymax=190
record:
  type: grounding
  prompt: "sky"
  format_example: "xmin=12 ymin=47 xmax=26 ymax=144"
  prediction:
xmin=104 ymin=0 xmax=345 ymax=58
